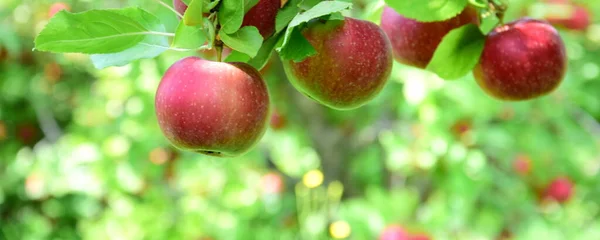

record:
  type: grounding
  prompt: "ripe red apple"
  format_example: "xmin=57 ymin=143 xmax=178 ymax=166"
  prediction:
xmin=380 ymin=6 xmax=479 ymax=69
xmin=48 ymin=2 xmax=70 ymax=18
xmin=260 ymin=172 xmax=284 ymax=194
xmin=269 ymin=110 xmax=287 ymax=130
xmin=282 ymin=17 xmax=393 ymax=110
xmin=173 ymin=0 xmax=188 ymax=16
xmin=379 ymin=225 xmax=410 ymax=240
xmin=513 ymin=154 xmax=532 ymax=175
xmin=242 ymin=0 xmax=280 ymax=38
xmin=544 ymin=0 xmax=590 ymax=31
xmin=473 ymin=18 xmax=566 ymax=100
xmin=155 ymin=57 xmax=270 ymax=157
xmin=544 ymin=176 xmax=573 ymax=203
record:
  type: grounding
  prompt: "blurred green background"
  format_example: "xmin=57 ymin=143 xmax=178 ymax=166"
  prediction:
xmin=1 ymin=0 xmax=600 ymax=239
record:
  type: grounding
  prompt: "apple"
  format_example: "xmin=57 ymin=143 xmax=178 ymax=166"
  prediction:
xmin=269 ymin=109 xmax=287 ymax=130
xmin=17 ymin=123 xmax=41 ymax=145
xmin=544 ymin=176 xmax=573 ymax=203
xmin=282 ymin=17 xmax=393 ymax=110
xmin=48 ymin=2 xmax=70 ymax=18
xmin=241 ymin=0 xmax=280 ymax=38
xmin=260 ymin=172 xmax=284 ymax=194
xmin=473 ymin=18 xmax=566 ymax=100
xmin=173 ymin=0 xmax=188 ymax=16
xmin=174 ymin=0 xmax=279 ymax=38
xmin=380 ymin=6 xmax=479 ymax=69
xmin=545 ymin=0 xmax=590 ymax=31
xmin=155 ymin=57 xmax=270 ymax=157
xmin=379 ymin=225 xmax=410 ymax=240
xmin=513 ymin=154 xmax=532 ymax=175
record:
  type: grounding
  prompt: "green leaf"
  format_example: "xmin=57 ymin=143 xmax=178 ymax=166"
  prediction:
xmin=276 ymin=1 xmax=352 ymax=61
xmin=89 ymin=8 xmax=169 ymax=69
xmin=247 ymin=32 xmax=284 ymax=69
xmin=220 ymin=26 xmax=263 ymax=58
xmin=384 ymin=0 xmax=468 ymax=22
xmin=275 ymin=0 xmax=301 ymax=33
xmin=224 ymin=50 xmax=252 ymax=62
xmin=426 ymin=24 xmax=485 ymax=80
xmin=218 ymin=0 xmax=245 ymax=34
xmin=278 ymin=27 xmax=317 ymax=62
xmin=183 ymin=0 xmax=204 ymax=26
xmin=244 ymin=0 xmax=260 ymax=13
xmin=298 ymin=0 xmax=321 ymax=10
xmin=34 ymin=8 xmax=163 ymax=54
xmin=172 ymin=21 xmax=207 ymax=50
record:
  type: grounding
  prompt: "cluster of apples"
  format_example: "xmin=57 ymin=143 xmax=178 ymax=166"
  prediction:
xmin=156 ymin=0 xmax=392 ymax=156
xmin=155 ymin=1 xmax=569 ymax=156
xmin=381 ymin=6 xmax=567 ymax=101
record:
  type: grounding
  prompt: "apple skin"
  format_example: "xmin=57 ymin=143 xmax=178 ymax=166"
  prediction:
xmin=544 ymin=176 xmax=573 ymax=203
xmin=545 ymin=0 xmax=590 ymax=31
xmin=473 ymin=18 xmax=566 ymax=101
xmin=242 ymin=0 xmax=280 ymax=38
xmin=282 ymin=17 xmax=393 ymax=110
xmin=48 ymin=2 xmax=70 ymax=18
xmin=173 ymin=0 xmax=188 ymax=16
xmin=155 ymin=57 xmax=270 ymax=157
xmin=380 ymin=6 xmax=479 ymax=69
xmin=379 ymin=225 xmax=410 ymax=240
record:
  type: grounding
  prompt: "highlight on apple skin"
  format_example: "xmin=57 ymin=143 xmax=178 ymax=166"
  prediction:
xmin=155 ymin=57 xmax=270 ymax=157
xmin=380 ymin=6 xmax=479 ymax=69
xmin=473 ymin=18 xmax=567 ymax=101
xmin=282 ymin=17 xmax=393 ymax=110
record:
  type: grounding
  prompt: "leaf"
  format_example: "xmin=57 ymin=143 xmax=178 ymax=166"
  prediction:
xmin=89 ymin=8 xmax=169 ymax=69
xmin=183 ymin=0 xmax=204 ymax=26
xmin=224 ymin=50 xmax=252 ymax=62
xmin=220 ymin=26 xmax=263 ymax=58
xmin=244 ymin=0 xmax=260 ymax=13
xmin=247 ymin=32 xmax=284 ymax=70
xmin=278 ymin=27 xmax=316 ymax=62
xmin=298 ymin=0 xmax=321 ymax=10
xmin=275 ymin=0 xmax=301 ymax=33
xmin=171 ymin=21 xmax=207 ymax=50
xmin=276 ymin=1 xmax=352 ymax=61
xmin=426 ymin=24 xmax=485 ymax=80
xmin=218 ymin=0 xmax=245 ymax=34
xmin=384 ymin=0 xmax=468 ymax=22
xmin=35 ymin=8 xmax=158 ymax=54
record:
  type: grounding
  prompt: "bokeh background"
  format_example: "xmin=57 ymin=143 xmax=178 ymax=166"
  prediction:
xmin=1 ymin=0 xmax=600 ymax=239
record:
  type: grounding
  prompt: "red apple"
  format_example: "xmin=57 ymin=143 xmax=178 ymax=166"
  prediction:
xmin=260 ymin=172 xmax=284 ymax=194
xmin=544 ymin=176 xmax=573 ymax=203
xmin=545 ymin=0 xmax=590 ymax=31
xmin=513 ymin=154 xmax=532 ymax=175
xmin=379 ymin=225 xmax=410 ymax=240
xmin=48 ymin=2 xmax=70 ymax=18
xmin=380 ymin=6 xmax=479 ymax=69
xmin=473 ymin=18 xmax=566 ymax=100
xmin=17 ymin=123 xmax=40 ymax=145
xmin=269 ymin=110 xmax=287 ymax=130
xmin=155 ymin=57 xmax=270 ymax=157
xmin=282 ymin=17 xmax=393 ymax=110
xmin=242 ymin=0 xmax=280 ymax=38
xmin=173 ymin=0 xmax=188 ymax=16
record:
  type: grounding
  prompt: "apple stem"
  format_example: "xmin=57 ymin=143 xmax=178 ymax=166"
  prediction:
xmin=216 ymin=41 xmax=223 ymax=62
xmin=489 ymin=0 xmax=507 ymax=25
